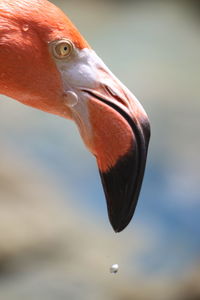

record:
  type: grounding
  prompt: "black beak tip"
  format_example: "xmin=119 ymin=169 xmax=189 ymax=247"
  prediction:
xmin=108 ymin=196 xmax=138 ymax=233
xmin=108 ymin=203 xmax=135 ymax=232
xmin=99 ymin=123 xmax=150 ymax=233
xmin=111 ymin=221 xmax=128 ymax=233
xmin=99 ymin=148 xmax=143 ymax=233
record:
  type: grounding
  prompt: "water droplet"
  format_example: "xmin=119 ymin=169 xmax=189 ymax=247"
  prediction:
xmin=110 ymin=264 xmax=119 ymax=274
xmin=22 ymin=24 xmax=29 ymax=32
xmin=63 ymin=91 xmax=78 ymax=108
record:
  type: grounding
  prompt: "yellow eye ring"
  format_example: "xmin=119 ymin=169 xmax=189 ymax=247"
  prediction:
xmin=51 ymin=39 xmax=74 ymax=59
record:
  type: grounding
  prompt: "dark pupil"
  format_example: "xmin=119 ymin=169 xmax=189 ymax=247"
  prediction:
xmin=64 ymin=46 xmax=68 ymax=51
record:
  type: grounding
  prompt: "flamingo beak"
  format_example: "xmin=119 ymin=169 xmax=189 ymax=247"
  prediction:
xmin=83 ymin=82 xmax=150 ymax=232
xmin=55 ymin=48 xmax=150 ymax=232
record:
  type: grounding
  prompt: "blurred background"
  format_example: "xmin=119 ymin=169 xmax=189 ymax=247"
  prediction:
xmin=0 ymin=0 xmax=200 ymax=299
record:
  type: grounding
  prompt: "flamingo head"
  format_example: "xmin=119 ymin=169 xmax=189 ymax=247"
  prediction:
xmin=0 ymin=0 xmax=150 ymax=232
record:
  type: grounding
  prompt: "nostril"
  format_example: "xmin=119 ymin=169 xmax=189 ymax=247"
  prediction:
xmin=105 ymin=85 xmax=128 ymax=108
xmin=105 ymin=85 xmax=118 ymax=97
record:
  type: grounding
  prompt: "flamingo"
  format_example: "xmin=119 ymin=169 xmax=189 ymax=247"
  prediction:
xmin=0 ymin=0 xmax=150 ymax=232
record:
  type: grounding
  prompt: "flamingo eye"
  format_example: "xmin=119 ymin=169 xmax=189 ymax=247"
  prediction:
xmin=51 ymin=39 xmax=74 ymax=59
